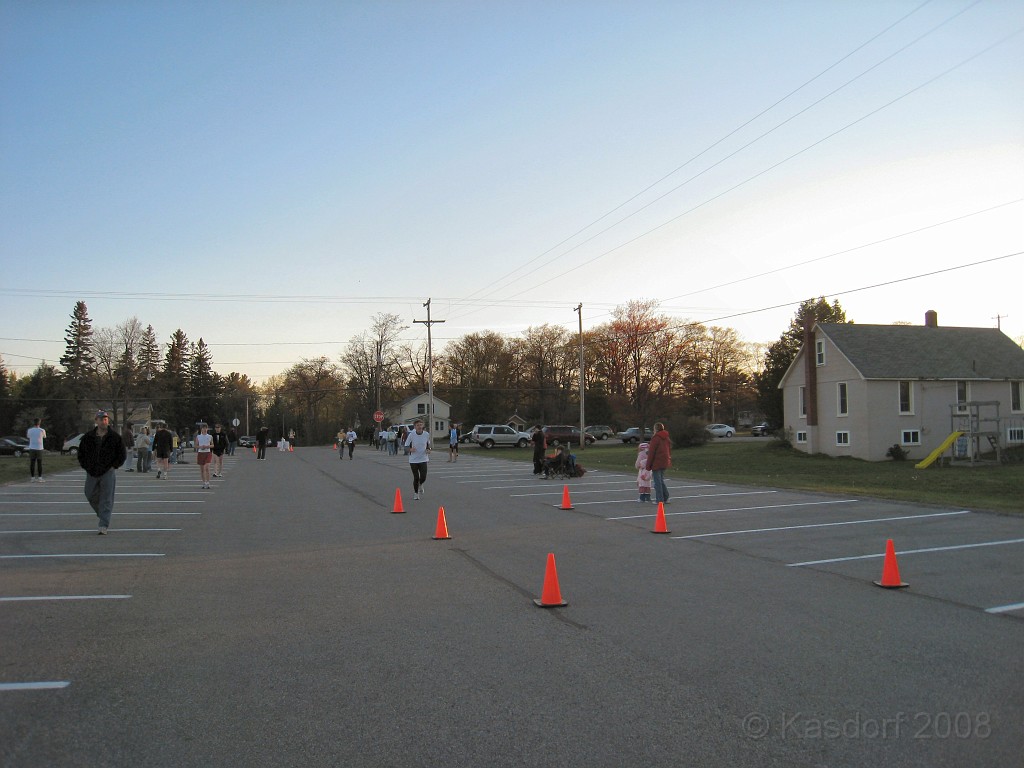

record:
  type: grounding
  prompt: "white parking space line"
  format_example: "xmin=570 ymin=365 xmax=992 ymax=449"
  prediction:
xmin=0 ymin=595 xmax=132 ymax=602
xmin=0 ymin=512 xmax=200 ymax=517
xmin=0 ymin=682 xmax=70 ymax=691
xmin=985 ymin=602 xmax=1024 ymax=614
xmin=0 ymin=529 xmax=182 ymax=534
xmin=674 ymin=511 xmax=970 ymax=539
xmin=486 ymin=479 xmax=639 ymax=490
xmin=0 ymin=491 xmax=209 ymax=496
xmin=788 ymin=538 xmax=1024 ymax=567
xmin=0 ymin=553 xmax=166 ymax=560
xmin=608 ymin=499 xmax=858 ymax=520
xmin=0 ymin=500 xmax=203 ymax=505
xmin=497 ymin=482 xmax=717 ymax=491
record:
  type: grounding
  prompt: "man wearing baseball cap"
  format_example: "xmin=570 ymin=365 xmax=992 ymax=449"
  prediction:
xmin=77 ymin=410 xmax=127 ymax=534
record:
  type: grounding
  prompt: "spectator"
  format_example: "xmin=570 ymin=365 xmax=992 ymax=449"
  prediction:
xmin=27 ymin=417 xmax=46 ymax=483
xmin=77 ymin=410 xmax=127 ymax=534
xmin=645 ymin=422 xmax=672 ymax=505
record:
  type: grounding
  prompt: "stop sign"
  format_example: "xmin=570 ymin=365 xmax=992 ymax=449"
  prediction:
xmin=373 ymin=410 xmax=385 ymax=423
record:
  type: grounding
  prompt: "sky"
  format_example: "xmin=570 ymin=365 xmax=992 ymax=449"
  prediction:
xmin=2 ymin=0 xmax=1022 ymax=382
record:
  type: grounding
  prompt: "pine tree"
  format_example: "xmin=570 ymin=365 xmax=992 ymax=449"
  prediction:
xmin=60 ymin=301 xmax=96 ymax=395
xmin=188 ymin=339 xmax=219 ymax=421
xmin=139 ymin=325 xmax=160 ymax=382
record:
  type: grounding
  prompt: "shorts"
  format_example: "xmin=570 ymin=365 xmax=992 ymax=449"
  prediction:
xmin=196 ymin=452 xmax=212 ymax=465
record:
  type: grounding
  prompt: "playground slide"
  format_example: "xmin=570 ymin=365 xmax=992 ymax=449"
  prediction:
xmin=914 ymin=431 xmax=964 ymax=469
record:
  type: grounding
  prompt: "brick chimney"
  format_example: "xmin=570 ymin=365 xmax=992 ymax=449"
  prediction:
xmin=803 ymin=318 xmax=817 ymax=426
xmin=925 ymin=310 xmax=938 ymax=328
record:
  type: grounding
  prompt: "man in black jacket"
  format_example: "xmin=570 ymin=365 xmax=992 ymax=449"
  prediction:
xmin=77 ymin=410 xmax=127 ymax=534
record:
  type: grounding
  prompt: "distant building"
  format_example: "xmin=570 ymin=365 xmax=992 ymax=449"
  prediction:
xmin=779 ymin=311 xmax=1024 ymax=461
xmin=386 ymin=393 xmax=452 ymax=439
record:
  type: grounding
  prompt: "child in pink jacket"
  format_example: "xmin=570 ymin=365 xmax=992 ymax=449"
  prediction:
xmin=635 ymin=442 xmax=653 ymax=502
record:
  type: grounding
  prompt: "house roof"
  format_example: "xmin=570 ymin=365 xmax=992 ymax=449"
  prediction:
xmin=817 ymin=324 xmax=1024 ymax=380
xmin=394 ymin=392 xmax=452 ymax=408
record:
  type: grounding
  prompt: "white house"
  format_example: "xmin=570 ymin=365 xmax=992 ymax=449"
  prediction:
xmin=385 ymin=393 xmax=452 ymax=439
xmin=779 ymin=311 xmax=1024 ymax=462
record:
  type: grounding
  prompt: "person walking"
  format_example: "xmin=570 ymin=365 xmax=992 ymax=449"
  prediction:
xmin=448 ymin=423 xmax=459 ymax=462
xmin=195 ymin=423 xmax=213 ymax=488
xmin=345 ymin=426 xmax=357 ymax=460
xmin=635 ymin=442 xmax=653 ymax=502
xmin=386 ymin=427 xmax=397 ymax=456
xmin=645 ymin=422 xmax=672 ymax=505
xmin=153 ymin=422 xmax=173 ymax=479
xmin=404 ymin=419 xmax=431 ymax=500
xmin=256 ymin=425 xmax=269 ymax=460
xmin=227 ymin=426 xmax=237 ymax=456
xmin=211 ymin=423 xmax=229 ymax=477
xmin=77 ymin=410 xmax=127 ymax=534
xmin=531 ymin=426 xmax=546 ymax=477
xmin=27 ymin=417 xmax=46 ymax=483
xmin=135 ymin=427 xmax=152 ymax=473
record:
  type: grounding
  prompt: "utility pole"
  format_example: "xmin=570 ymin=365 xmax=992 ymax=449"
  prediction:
xmin=413 ymin=299 xmax=445 ymax=439
xmin=575 ymin=303 xmax=585 ymax=451
xmin=993 ymin=314 xmax=1007 ymax=331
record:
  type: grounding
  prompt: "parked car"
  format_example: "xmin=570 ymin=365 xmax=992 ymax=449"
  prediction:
xmin=61 ymin=433 xmax=86 ymax=455
xmin=616 ymin=427 xmax=653 ymax=444
xmin=458 ymin=427 xmax=477 ymax=444
xmin=471 ymin=424 xmax=531 ymax=449
xmin=3 ymin=435 xmax=30 ymax=447
xmin=705 ymin=423 xmax=735 ymax=438
xmin=237 ymin=435 xmax=256 ymax=448
xmin=542 ymin=425 xmax=595 ymax=447
xmin=0 ymin=438 xmax=29 ymax=457
xmin=750 ymin=422 xmax=771 ymax=436
xmin=585 ymin=425 xmax=614 ymax=440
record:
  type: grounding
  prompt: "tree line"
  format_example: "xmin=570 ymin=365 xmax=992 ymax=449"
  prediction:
xmin=0 ymin=298 xmax=850 ymax=447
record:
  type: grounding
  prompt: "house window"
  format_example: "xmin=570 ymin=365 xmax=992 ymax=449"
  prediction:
xmin=836 ymin=431 xmax=850 ymax=446
xmin=901 ymin=430 xmax=921 ymax=445
xmin=1012 ymin=381 xmax=1023 ymax=412
xmin=796 ymin=431 xmax=807 ymax=443
xmin=799 ymin=386 xmax=806 ymax=417
xmin=417 ymin=403 xmax=426 ymax=414
xmin=837 ymin=382 xmax=848 ymax=416
xmin=1007 ymin=427 xmax=1024 ymax=443
xmin=815 ymin=340 xmax=825 ymax=366
xmin=899 ymin=381 xmax=913 ymax=414
xmin=956 ymin=381 xmax=969 ymax=413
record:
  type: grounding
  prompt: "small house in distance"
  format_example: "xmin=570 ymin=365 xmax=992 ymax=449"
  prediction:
xmin=779 ymin=311 xmax=1024 ymax=462
xmin=385 ymin=393 xmax=452 ymax=439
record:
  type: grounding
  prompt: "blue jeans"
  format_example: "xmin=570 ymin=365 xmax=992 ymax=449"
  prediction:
xmin=84 ymin=468 xmax=117 ymax=529
xmin=652 ymin=469 xmax=670 ymax=504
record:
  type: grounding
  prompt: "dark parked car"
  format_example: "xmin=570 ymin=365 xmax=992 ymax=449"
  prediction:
xmin=237 ymin=435 xmax=257 ymax=448
xmin=0 ymin=438 xmax=28 ymax=457
xmin=585 ymin=425 xmax=614 ymax=440
xmin=616 ymin=427 xmax=653 ymax=444
xmin=541 ymin=425 xmax=595 ymax=447
xmin=750 ymin=422 xmax=771 ymax=436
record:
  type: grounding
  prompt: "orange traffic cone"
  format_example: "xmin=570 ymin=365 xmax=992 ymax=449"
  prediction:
xmin=556 ymin=485 xmax=574 ymax=510
xmin=874 ymin=539 xmax=908 ymax=588
xmin=432 ymin=506 xmax=451 ymax=540
xmin=252 ymin=445 xmax=257 ymax=454
xmin=392 ymin=488 xmax=405 ymax=514
xmin=288 ymin=444 xmax=294 ymax=452
xmin=333 ymin=443 xmax=338 ymax=450
xmin=534 ymin=552 xmax=568 ymax=608
xmin=652 ymin=501 xmax=671 ymax=534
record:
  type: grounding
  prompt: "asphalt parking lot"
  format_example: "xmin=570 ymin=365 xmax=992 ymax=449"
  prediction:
xmin=2 ymin=444 xmax=1021 ymax=767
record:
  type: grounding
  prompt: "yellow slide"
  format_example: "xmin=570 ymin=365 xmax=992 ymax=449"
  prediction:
xmin=915 ymin=431 xmax=964 ymax=469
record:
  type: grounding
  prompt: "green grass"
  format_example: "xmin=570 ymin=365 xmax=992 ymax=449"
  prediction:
xmin=476 ymin=441 xmax=1024 ymax=514
xmin=0 ymin=454 xmax=80 ymax=486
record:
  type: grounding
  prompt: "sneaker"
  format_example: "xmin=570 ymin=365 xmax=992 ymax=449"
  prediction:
xmin=156 ymin=470 xmax=162 ymax=479
xmin=98 ymin=527 xmax=108 ymax=535
xmin=414 ymin=492 xmax=419 ymax=500
xmin=419 ymin=486 xmax=425 ymax=498
xmin=37 ymin=478 xmax=44 ymax=484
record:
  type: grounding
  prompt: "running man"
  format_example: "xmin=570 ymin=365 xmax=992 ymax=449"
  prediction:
xmin=404 ymin=420 xmax=431 ymax=500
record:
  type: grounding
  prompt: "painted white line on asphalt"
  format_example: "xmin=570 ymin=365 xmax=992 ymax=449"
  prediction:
xmin=495 ymin=479 xmax=704 ymax=490
xmin=0 ymin=500 xmax=203 ymax=505
xmin=608 ymin=499 xmax=858 ymax=520
xmin=0 ymin=492 xmax=209 ymax=496
xmin=0 ymin=512 xmax=200 ymax=517
xmin=788 ymin=538 xmax=1024 ymax=567
xmin=0 ymin=553 xmax=166 ymax=559
xmin=674 ymin=511 xmax=970 ymax=539
xmin=0 ymin=529 xmax=182 ymax=534
xmin=527 ymin=490 xmax=776 ymax=504
xmin=0 ymin=682 xmax=71 ymax=691
xmin=986 ymin=602 xmax=1024 ymax=614
xmin=0 ymin=595 xmax=132 ymax=602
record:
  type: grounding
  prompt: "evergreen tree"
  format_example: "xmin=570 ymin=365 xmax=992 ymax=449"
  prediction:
xmin=188 ymin=338 xmax=219 ymax=421
xmin=59 ymin=301 xmax=96 ymax=395
xmin=0 ymin=355 xmax=12 ymax=434
xmin=159 ymin=329 xmax=191 ymax=430
xmin=138 ymin=325 xmax=161 ymax=384
xmin=754 ymin=297 xmax=850 ymax=427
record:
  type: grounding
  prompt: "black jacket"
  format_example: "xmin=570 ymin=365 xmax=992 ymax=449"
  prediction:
xmin=77 ymin=427 xmax=127 ymax=477
xmin=211 ymin=431 xmax=229 ymax=455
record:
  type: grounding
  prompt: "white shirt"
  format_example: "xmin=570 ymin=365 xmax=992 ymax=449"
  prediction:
xmin=405 ymin=430 xmax=431 ymax=463
xmin=27 ymin=426 xmax=46 ymax=451
xmin=195 ymin=433 xmax=213 ymax=453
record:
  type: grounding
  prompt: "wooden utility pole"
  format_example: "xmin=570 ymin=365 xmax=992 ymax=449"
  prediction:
xmin=413 ymin=299 xmax=445 ymax=438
